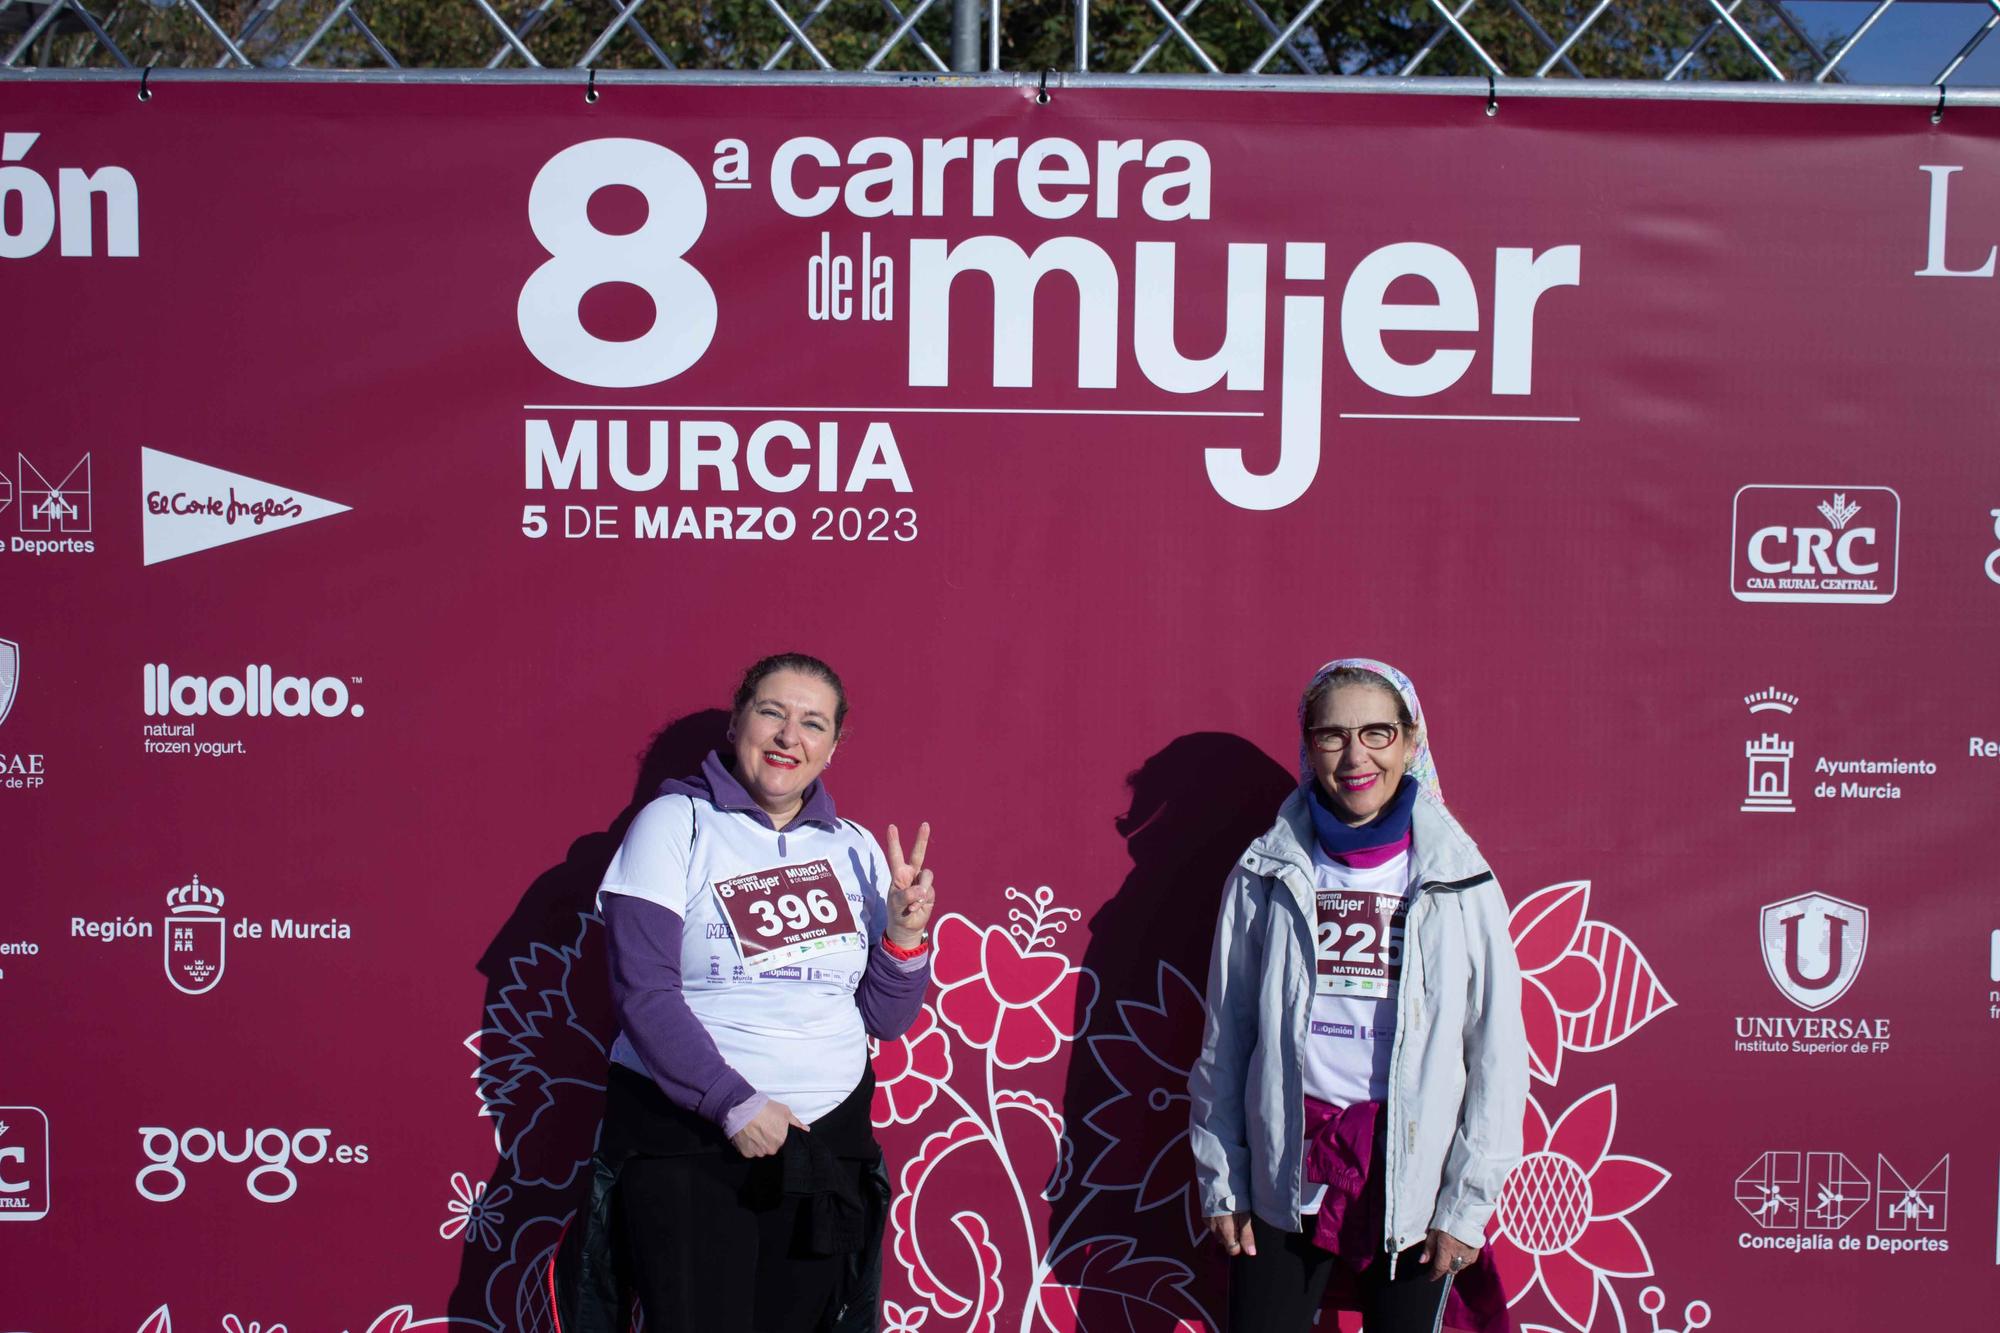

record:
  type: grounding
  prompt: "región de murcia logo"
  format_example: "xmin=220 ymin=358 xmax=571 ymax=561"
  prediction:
xmin=164 ymin=876 xmax=226 ymax=995
xmin=69 ymin=876 xmax=354 ymax=986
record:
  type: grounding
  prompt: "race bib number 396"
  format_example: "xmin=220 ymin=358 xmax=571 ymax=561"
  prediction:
xmin=712 ymin=859 xmax=864 ymax=976
xmin=1315 ymin=889 xmax=1406 ymax=999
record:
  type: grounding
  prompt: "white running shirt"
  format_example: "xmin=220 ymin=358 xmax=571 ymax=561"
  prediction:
xmin=597 ymin=794 xmax=891 ymax=1122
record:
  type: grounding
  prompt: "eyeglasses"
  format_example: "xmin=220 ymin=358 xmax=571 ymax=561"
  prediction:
xmin=1305 ymin=723 xmax=1403 ymax=753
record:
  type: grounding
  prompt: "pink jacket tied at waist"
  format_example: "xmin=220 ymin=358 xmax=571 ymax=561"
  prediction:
xmin=1302 ymin=1095 xmax=1384 ymax=1265
xmin=1303 ymin=1095 xmax=1512 ymax=1330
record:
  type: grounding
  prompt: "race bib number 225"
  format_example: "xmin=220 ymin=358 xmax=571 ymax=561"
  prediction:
xmin=1315 ymin=889 xmax=1406 ymax=999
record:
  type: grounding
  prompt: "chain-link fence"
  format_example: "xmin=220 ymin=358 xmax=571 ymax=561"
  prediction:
xmin=5 ymin=0 xmax=1999 ymax=86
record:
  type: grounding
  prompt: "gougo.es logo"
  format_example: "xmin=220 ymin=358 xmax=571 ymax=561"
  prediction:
xmin=135 ymin=1126 xmax=368 ymax=1204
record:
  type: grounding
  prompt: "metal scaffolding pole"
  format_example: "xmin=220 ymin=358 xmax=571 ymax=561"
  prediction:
xmin=953 ymin=0 xmax=982 ymax=70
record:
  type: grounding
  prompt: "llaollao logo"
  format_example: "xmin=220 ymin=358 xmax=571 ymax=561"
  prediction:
xmin=144 ymin=664 xmax=364 ymax=719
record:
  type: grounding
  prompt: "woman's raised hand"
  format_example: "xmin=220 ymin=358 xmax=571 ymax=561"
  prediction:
xmin=885 ymin=822 xmax=936 ymax=947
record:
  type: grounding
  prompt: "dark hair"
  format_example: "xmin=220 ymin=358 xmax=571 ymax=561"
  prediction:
xmin=1301 ymin=665 xmax=1414 ymax=732
xmin=731 ymin=653 xmax=850 ymax=737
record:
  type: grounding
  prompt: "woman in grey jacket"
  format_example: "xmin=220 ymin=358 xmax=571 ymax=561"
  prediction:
xmin=1188 ymin=658 xmax=1528 ymax=1333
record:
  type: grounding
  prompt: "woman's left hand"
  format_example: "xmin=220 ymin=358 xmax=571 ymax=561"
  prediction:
xmin=1418 ymin=1228 xmax=1478 ymax=1282
xmin=885 ymin=822 xmax=936 ymax=947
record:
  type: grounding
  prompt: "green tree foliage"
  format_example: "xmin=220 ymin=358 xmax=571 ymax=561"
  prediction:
xmin=4 ymin=0 xmax=1830 ymax=79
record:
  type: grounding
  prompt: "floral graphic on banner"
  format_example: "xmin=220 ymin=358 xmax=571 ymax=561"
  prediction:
xmin=1487 ymin=1087 xmax=1669 ymax=1331
xmin=1510 ymin=882 xmax=1674 ymax=1087
xmin=133 ymin=1307 xmax=479 ymax=1333
xmin=1489 ymin=881 xmax=1698 ymax=1333
xmin=434 ymin=876 xmax=1690 ymax=1333
xmin=440 ymin=1171 xmax=512 ymax=1252
xmin=874 ymin=1005 xmax=956 ymax=1126
xmin=464 ymin=913 xmax=610 ymax=1191
xmin=1076 ymin=961 xmax=1207 ymax=1246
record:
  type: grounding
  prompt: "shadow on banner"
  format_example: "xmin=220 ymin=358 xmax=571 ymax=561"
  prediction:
xmin=1048 ymin=732 xmax=1296 ymax=1327
xmin=448 ymin=709 xmax=728 ymax=1332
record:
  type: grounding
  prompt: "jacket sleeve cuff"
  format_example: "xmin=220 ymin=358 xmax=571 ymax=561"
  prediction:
xmin=720 ymin=1091 xmax=769 ymax=1139
xmin=1428 ymin=1202 xmax=1492 ymax=1249
xmin=1200 ymin=1186 xmax=1245 ymax=1217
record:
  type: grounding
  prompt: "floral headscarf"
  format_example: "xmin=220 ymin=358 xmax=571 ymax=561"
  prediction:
xmin=1297 ymin=657 xmax=1440 ymax=801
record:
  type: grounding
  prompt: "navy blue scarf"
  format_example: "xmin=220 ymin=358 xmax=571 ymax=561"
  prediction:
xmin=1309 ymin=775 xmax=1417 ymax=861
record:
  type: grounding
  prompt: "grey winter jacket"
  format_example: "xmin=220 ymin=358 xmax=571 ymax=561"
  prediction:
xmin=1187 ymin=785 xmax=1528 ymax=1257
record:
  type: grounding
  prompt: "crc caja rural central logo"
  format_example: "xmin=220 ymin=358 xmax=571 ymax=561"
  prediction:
xmin=0 ymin=1107 xmax=51 ymax=1221
xmin=1731 ymin=485 xmax=1899 ymax=604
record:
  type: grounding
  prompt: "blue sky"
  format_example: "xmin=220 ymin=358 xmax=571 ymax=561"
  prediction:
xmin=1784 ymin=1 xmax=2000 ymax=84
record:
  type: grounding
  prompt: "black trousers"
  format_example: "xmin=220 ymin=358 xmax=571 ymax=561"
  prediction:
xmin=1228 ymin=1225 xmax=1453 ymax=1333
xmin=618 ymin=1148 xmax=853 ymax=1332
xmin=605 ymin=1065 xmax=876 ymax=1333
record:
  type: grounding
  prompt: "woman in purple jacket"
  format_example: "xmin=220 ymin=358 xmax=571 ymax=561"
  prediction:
xmin=595 ymin=653 xmax=937 ymax=1332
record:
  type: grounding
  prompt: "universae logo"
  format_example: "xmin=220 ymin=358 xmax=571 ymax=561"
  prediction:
xmin=0 ymin=637 xmax=17 ymax=727
xmin=1732 ymin=485 xmax=1899 ymax=604
xmin=1760 ymin=892 xmax=1868 ymax=1012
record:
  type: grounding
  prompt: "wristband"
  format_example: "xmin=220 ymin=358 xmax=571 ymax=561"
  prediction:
xmin=881 ymin=934 xmax=930 ymax=960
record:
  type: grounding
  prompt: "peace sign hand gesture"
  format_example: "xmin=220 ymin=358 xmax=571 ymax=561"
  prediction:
xmin=884 ymin=822 xmax=937 ymax=948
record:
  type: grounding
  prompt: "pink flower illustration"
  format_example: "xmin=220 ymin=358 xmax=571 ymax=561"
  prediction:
xmin=873 ymin=1004 xmax=954 ymax=1127
xmin=1487 ymin=1086 xmax=1670 ymax=1332
xmin=1080 ymin=962 xmax=1207 ymax=1242
xmin=932 ymin=905 xmax=1097 ymax=1070
xmin=1509 ymin=882 xmax=1607 ymax=1085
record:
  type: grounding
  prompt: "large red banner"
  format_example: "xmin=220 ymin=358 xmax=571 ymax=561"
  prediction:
xmin=4 ymin=79 xmax=1998 ymax=1332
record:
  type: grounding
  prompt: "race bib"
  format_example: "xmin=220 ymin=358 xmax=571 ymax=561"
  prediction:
xmin=711 ymin=859 xmax=864 ymax=976
xmin=1314 ymin=889 xmax=1406 ymax=999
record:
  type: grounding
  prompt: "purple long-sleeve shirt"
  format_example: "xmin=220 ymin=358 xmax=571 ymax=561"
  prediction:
xmin=604 ymin=872 xmax=931 ymax=1136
